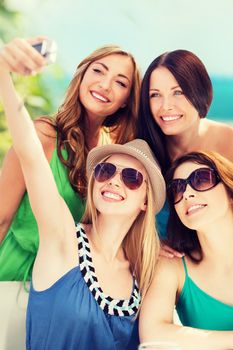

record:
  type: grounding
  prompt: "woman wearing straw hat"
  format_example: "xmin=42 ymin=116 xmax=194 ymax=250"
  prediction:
xmin=0 ymin=37 xmax=141 ymax=350
xmin=0 ymin=60 xmax=165 ymax=349
xmin=0 ymin=36 xmax=140 ymax=282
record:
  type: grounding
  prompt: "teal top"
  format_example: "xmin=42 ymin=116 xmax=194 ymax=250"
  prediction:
xmin=0 ymin=146 xmax=85 ymax=281
xmin=176 ymin=257 xmax=233 ymax=330
xmin=156 ymin=199 xmax=169 ymax=239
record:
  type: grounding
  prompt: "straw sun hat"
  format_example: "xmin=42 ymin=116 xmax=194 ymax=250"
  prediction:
xmin=86 ymin=139 xmax=166 ymax=214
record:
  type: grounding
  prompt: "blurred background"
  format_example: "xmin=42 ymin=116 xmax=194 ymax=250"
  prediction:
xmin=0 ymin=0 xmax=233 ymax=165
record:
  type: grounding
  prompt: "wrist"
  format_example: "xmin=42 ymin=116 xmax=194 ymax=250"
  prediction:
xmin=0 ymin=67 xmax=10 ymax=79
xmin=0 ymin=55 xmax=11 ymax=76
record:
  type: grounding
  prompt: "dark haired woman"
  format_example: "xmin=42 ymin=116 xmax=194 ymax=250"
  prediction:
xmin=140 ymin=151 xmax=233 ymax=349
xmin=137 ymin=49 xmax=233 ymax=242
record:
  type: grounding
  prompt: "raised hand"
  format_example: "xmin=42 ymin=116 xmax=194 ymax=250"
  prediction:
xmin=0 ymin=37 xmax=47 ymax=75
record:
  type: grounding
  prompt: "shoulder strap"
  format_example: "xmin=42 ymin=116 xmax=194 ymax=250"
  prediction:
xmin=181 ymin=256 xmax=189 ymax=276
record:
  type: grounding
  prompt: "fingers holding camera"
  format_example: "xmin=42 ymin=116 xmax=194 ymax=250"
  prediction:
xmin=0 ymin=37 xmax=47 ymax=76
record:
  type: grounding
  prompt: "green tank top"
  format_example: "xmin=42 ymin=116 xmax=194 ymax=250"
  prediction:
xmin=176 ymin=257 xmax=233 ymax=330
xmin=0 ymin=146 xmax=85 ymax=281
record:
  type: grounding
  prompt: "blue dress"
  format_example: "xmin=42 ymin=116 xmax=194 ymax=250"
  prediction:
xmin=26 ymin=224 xmax=141 ymax=350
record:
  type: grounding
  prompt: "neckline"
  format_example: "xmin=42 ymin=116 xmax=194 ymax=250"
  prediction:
xmin=180 ymin=257 xmax=233 ymax=309
xmin=186 ymin=275 xmax=233 ymax=309
xmin=101 ymin=127 xmax=111 ymax=145
xmin=76 ymin=223 xmax=141 ymax=316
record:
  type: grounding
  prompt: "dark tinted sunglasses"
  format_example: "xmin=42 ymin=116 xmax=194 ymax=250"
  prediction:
xmin=94 ymin=162 xmax=144 ymax=190
xmin=167 ymin=167 xmax=220 ymax=205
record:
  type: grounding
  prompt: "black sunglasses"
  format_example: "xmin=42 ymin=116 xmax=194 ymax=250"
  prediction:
xmin=167 ymin=167 xmax=221 ymax=205
xmin=94 ymin=162 xmax=145 ymax=190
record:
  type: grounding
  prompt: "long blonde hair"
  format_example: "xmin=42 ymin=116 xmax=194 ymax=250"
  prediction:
xmin=82 ymin=173 xmax=160 ymax=301
xmin=47 ymin=46 xmax=141 ymax=198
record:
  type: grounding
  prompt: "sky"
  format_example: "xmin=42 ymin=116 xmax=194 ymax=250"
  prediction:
xmin=6 ymin=0 xmax=233 ymax=77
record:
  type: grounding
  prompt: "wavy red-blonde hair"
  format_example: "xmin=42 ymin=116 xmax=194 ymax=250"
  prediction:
xmin=43 ymin=46 xmax=141 ymax=198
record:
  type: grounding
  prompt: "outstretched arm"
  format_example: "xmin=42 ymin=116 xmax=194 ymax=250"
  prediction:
xmin=139 ymin=257 xmax=233 ymax=350
xmin=0 ymin=39 xmax=75 ymax=245
xmin=0 ymin=147 xmax=26 ymax=241
xmin=0 ymin=121 xmax=56 ymax=243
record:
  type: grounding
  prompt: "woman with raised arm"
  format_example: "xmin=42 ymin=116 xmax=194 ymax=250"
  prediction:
xmin=140 ymin=151 xmax=233 ymax=350
xmin=0 ymin=57 xmax=165 ymax=349
xmin=0 ymin=37 xmax=141 ymax=350
xmin=0 ymin=37 xmax=140 ymax=282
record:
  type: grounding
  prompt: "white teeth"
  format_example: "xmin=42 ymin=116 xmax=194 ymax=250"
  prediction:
xmin=161 ymin=115 xmax=181 ymax=121
xmin=187 ymin=204 xmax=206 ymax=214
xmin=102 ymin=191 xmax=123 ymax=200
xmin=91 ymin=91 xmax=108 ymax=102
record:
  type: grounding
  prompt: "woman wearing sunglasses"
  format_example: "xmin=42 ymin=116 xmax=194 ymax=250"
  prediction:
xmin=0 ymin=38 xmax=141 ymax=349
xmin=140 ymin=151 xmax=233 ymax=349
xmin=0 ymin=38 xmax=140 ymax=349
xmin=137 ymin=49 xmax=233 ymax=244
xmin=0 ymin=62 xmax=165 ymax=349
xmin=0 ymin=37 xmax=140 ymax=282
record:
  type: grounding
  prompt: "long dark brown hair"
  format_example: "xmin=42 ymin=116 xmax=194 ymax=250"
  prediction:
xmin=41 ymin=45 xmax=141 ymax=198
xmin=165 ymin=151 xmax=233 ymax=263
xmin=137 ymin=50 xmax=213 ymax=174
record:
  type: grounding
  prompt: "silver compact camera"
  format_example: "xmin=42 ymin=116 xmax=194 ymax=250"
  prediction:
xmin=32 ymin=39 xmax=57 ymax=64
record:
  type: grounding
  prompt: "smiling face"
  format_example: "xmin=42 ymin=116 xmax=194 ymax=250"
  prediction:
xmin=149 ymin=67 xmax=200 ymax=136
xmin=173 ymin=161 xmax=232 ymax=230
xmin=79 ymin=54 xmax=134 ymax=121
xmin=93 ymin=154 xmax=148 ymax=218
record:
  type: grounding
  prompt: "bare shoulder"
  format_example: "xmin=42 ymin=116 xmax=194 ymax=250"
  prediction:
xmin=153 ymin=256 xmax=182 ymax=283
xmin=206 ymin=118 xmax=233 ymax=135
xmin=205 ymin=119 xmax=233 ymax=161
xmin=34 ymin=117 xmax=57 ymax=157
xmin=34 ymin=117 xmax=56 ymax=139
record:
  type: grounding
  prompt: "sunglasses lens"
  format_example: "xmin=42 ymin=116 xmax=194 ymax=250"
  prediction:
xmin=169 ymin=180 xmax=186 ymax=204
xmin=169 ymin=168 xmax=219 ymax=204
xmin=191 ymin=168 xmax=218 ymax=191
xmin=122 ymin=168 xmax=143 ymax=190
xmin=94 ymin=163 xmax=116 ymax=182
xmin=94 ymin=163 xmax=144 ymax=190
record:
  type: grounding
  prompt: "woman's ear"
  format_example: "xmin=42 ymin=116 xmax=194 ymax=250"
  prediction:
xmin=141 ymin=199 xmax=147 ymax=211
xmin=121 ymin=102 xmax=127 ymax=108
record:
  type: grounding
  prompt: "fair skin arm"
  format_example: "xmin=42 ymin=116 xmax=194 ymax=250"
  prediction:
xmin=0 ymin=40 xmax=77 ymax=289
xmin=0 ymin=147 xmax=25 ymax=241
xmin=0 ymin=121 xmax=56 ymax=242
xmin=139 ymin=257 xmax=233 ymax=350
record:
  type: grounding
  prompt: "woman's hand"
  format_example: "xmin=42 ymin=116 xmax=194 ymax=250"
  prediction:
xmin=160 ymin=243 xmax=184 ymax=258
xmin=0 ymin=37 xmax=47 ymax=75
